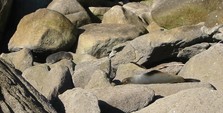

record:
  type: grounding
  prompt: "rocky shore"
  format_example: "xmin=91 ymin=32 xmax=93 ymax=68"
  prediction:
xmin=1 ymin=0 xmax=223 ymax=113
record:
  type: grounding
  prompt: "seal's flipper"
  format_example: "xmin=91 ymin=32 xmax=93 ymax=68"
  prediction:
xmin=184 ymin=78 xmax=200 ymax=82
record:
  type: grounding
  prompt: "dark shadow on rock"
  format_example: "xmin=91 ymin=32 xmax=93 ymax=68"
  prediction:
xmin=99 ymin=100 xmax=124 ymax=113
xmin=51 ymin=97 xmax=65 ymax=113
xmin=150 ymin=95 xmax=164 ymax=104
xmin=142 ymin=56 xmax=183 ymax=69
xmin=58 ymin=72 xmax=75 ymax=94
xmin=210 ymin=84 xmax=217 ymax=90
xmin=72 ymin=28 xmax=86 ymax=53
xmin=32 ymin=52 xmax=50 ymax=63
xmin=84 ymin=7 xmax=101 ymax=23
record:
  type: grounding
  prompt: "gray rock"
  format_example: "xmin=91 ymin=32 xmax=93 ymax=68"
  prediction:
xmin=0 ymin=0 xmax=12 ymax=38
xmin=111 ymin=23 xmax=207 ymax=67
xmin=89 ymin=7 xmax=110 ymax=21
xmin=47 ymin=0 xmax=91 ymax=27
xmin=123 ymin=2 xmax=151 ymax=16
xmin=201 ymin=24 xmax=223 ymax=36
xmin=72 ymin=57 xmax=112 ymax=88
xmin=138 ymin=82 xmax=215 ymax=97
xmin=59 ymin=88 xmax=100 ymax=113
xmin=85 ymin=70 xmax=112 ymax=89
xmin=0 ymin=48 xmax=33 ymax=72
xmin=212 ymin=26 xmax=223 ymax=41
xmin=203 ymin=24 xmax=223 ymax=41
xmin=177 ymin=43 xmax=211 ymax=60
xmin=70 ymin=53 xmax=97 ymax=64
xmin=52 ymin=59 xmax=75 ymax=75
xmin=179 ymin=43 xmax=223 ymax=91
xmin=148 ymin=62 xmax=184 ymax=75
xmin=8 ymin=8 xmax=77 ymax=54
xmin=123 ymin=2 xmax=152 ymax=25
xmin=22 ymin=60 xmax=74 ymax=101
xmin=102 ymin=5 xmax=147 ymax=30
xmin=89 ymin=85 xmax=155 ymax=113
xmin=134 ymin=88 xmax=223 ymax=113
xmin=76 ymin=23 xmax=147 ymax=58
xmin=0 ymin=59 xmax=56 ymax=113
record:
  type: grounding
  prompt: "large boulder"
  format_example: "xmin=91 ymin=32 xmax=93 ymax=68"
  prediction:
xmin=2 ymin=0 xmax=52 ymax=53
xmin=89 ymin=85 xmax=155 ymax=113
xmin=8 ymin=8 xmax=77 ymax=54
xmin=76 ymin=23 xmax=148 ymax=58
xmin=22 ymin=60 xmax=74 ymax=101
xmin=134 ymin=88 xmax=223 ymax=113
xmin=0 ymin=0 xmax=12 ymax=39
xmin=47 ymin=0 xmax=91 ymax=27
xmin=59 ymin=88 xmax=100 ymax=113
xmin=0 ymin=59 xmax=56 ymax=113
xmin=111 ymin=23 xmax=208 ymax=67
xmin=151 ymin=0 xmax=222 ymax=29
xmin=179 ymin=43 xmax=223 ymax=91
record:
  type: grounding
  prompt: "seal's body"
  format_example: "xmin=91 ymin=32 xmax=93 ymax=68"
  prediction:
xmin=122 ymin=70 xmax=185 ymax=84
xmin=46 ymin=51 xmax=73 ymax=64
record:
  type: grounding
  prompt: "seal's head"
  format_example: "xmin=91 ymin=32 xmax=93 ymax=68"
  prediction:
xmin=121 ymin=77 xmax=133 ymax=84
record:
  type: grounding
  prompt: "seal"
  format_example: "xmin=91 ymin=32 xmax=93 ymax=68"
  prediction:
xmin=46 ymin=51 xmax=73 ymax=64
xmin=121 ymin=70 xmax=186 ymax=84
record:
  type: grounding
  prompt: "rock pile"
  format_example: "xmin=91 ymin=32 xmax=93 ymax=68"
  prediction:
xmin=1 ymin=0 xmax=223 ymax=113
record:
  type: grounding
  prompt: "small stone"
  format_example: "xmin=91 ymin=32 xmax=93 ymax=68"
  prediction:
xmin=59 ymin=88 xmax=100 ymax=113
xmin=85 ymin=70 xmax=112 ymax=89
